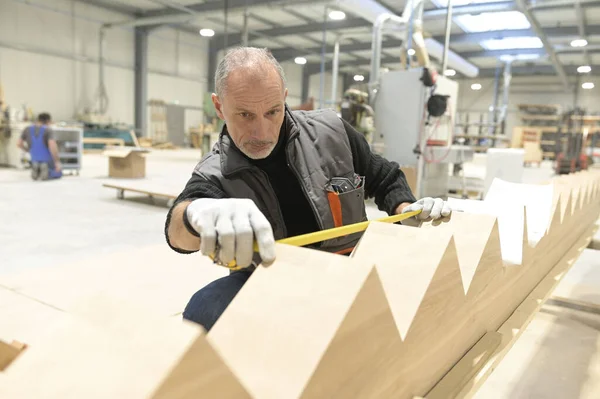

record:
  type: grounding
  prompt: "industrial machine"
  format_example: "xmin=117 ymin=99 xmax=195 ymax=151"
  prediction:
xmin=373 ymin=68 xmax=473 ymax=198
xmin=555 ymin=108 xmax=591 ymax=175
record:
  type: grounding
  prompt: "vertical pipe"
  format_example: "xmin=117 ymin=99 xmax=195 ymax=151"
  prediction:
xmin=441 ymin=0 xmax=453 ymax=73
xmin=331 ymin=37 xmax=340 ymax=109
xmin=406 ymin=0 xmax=414 ymax=69
xmin=320 ymin=5 xmax=327 ymax=109
xmin=242 ymin=3 xmax=249 ymax=47
xmin=301 ymin=67 xmax=310 ymax=103
xmin=488 ymin=62 xmax=501 ymax=135
xmin=224 ymin=0 xmax=229 ymax=50
xmin=499 ymin=61 xmax=512 ymax=136
xmin=134 ymin=27 xmax=149 ymax=138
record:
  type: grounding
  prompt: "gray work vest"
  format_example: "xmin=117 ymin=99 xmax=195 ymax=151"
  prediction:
xmin=193 ymin=107 xmax=367 ymax=254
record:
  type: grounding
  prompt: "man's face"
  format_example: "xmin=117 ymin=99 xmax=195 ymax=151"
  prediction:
xmin=212 ymin=68 xmax=288 ymax=159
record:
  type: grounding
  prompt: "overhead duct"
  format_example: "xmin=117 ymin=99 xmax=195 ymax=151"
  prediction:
xmin=334 ymin=0 xmax=479 ymax=79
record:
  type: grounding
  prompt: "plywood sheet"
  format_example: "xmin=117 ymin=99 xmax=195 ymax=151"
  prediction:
xmin=0 ymin=244 xmax=226 ymax=317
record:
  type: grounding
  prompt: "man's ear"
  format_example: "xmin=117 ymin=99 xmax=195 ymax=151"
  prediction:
xmin=284 ymin=88 xmax=288 ymax=101
xmin=211 ymin=93 xmax=225 ymax=120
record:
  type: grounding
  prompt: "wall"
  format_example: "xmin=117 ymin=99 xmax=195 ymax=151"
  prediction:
xmin=456 ymin=75 xmax=600 ymax=141
xmin=0 ymin=0 xmax=209 ymax=133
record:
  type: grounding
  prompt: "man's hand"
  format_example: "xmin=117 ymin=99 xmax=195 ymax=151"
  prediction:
xmin=186 ymin=198 xmax=276 ymax=268
xmin=54 ymin=161 xmax=62 ymax=173
xmin=398 ymin=197 xmax=452 ymax=227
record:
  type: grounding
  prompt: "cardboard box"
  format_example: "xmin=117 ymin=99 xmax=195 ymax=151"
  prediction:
xmin=104 ymin=148 xmax=149 ymax=178
xmin=400 ymin=166 xmax=417 ymax=195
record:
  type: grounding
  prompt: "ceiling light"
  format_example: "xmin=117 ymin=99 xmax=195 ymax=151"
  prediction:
xmin=571 ymin=39 xmax=588 ymax=48
xmin=199 ymin=29 xmax=215 ymax=37
xmin=481 ymin=37 xmax=543 ymax=50
xmin=328 ymin=10 xmax=346 ymax=20
xmin=471 ymin=83 xmax=482 ymax=91
xmin=582 ymin=82 xmax=595 ymax=89
xmin=408 ymin=48 xmax=416 ymax=56
xmin=294 ymin=57 xmax=307 ymax=65
xmin=353 ymin=74 xmax=365 ymax=82
xmin=432 ymin=0 xmax=498 ymax=7
xmin=454 ymin=11 xmax=530 ymax=33
xmin=577 ymin=65 xmax=592 ymax=73
xmin=499 ymin=54 xmax=540 ymax=62
xmin=444 ymin=69 xmax=456 ymax=77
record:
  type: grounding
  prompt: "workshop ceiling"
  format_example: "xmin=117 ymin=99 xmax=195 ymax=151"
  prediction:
xmin=82 ymin=0 xmax=600 ymax=79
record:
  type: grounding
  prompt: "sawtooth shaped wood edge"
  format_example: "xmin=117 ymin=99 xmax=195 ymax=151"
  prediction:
xmin=209 ymin=244 xmax=381 ymax=399
xmin=0 ymin=292 xmax=251 ymax=399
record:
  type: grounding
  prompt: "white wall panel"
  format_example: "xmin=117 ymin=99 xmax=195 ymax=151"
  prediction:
xmin=0 ymin=0 xmax=209 ymax=129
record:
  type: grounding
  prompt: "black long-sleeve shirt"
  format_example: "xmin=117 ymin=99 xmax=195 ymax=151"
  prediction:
xmin=165 ymin=117 xmax=416 ymax=252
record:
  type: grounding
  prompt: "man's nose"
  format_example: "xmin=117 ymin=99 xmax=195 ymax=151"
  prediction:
xmin=250 ymin=116 xmax=269 ymax=138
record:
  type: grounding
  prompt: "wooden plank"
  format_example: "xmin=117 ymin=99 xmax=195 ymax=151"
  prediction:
xmin=452 ymin=217 xmax=600 ymax=399
xmin=83 ymin=137 xmax=125 ymax=146
xmin=0 ymin=244 xmax=226 ymax=318
xmin=102 ymin=183 xmax=178 ymax=200
xmin=0 ymin=340 xmax=25 ymax=372
xmin=425 ymin=332 xmax=502 ymax=399
xmin=209 ymin=244 xmax=381 ymax=399
xmin=0 ymin=297 xmax=250 ymax=399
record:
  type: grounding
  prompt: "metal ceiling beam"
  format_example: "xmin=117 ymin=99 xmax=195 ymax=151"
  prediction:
xmin=515 ymin=0 xmax=570 ymax=89
xmin=528 ymin=0 xmax=600 ymax=10
xmin=574 ymin=0 xmax=593 ymax=66
xmin=143 ymin=0 xmax=324 ymax=18
xmin=459 ymin=46 xmax=600 ymax=58
xmin=272 ymin=39 xmax=403 ymax=62
xmin=214 ymin=18 xmax=368 ymax=49
xmin=211 ymin=2 xmax=520 ymax=50
xmin=270 ymin=25 xmax=600 ymax=63
xmin=478 ymin=64 xmax=600 ymax=77
xmin=75 ymin=0 xmax=140 ymax=15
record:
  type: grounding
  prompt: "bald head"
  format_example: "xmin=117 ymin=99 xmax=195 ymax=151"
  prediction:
xmin=214 ymin=47 xmax=286 ymax=97
xmin=211 ymin=47 xmax=289 ymax=160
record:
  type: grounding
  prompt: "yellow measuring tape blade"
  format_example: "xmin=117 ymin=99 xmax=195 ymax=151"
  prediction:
xmin=254 ymin=209 xmax=422 ymax=251
xmin=213 ymin=209 xmax=422 ymax=270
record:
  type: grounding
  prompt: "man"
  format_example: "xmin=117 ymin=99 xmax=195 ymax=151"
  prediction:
xmin=17 ymin=113 xmax=62 ymax=180
xmin=165 ymin=47 xmax=451 ymax=331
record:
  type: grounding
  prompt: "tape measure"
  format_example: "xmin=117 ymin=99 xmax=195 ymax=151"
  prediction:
xmin=211 ymin=209 xmax=422 ymax=271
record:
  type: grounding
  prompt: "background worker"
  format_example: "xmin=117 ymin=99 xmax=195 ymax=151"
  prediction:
xmin=17 ymin=112 xmax=62 ymax=180
xmin=165 ymin=47 xmax=451 ymax=331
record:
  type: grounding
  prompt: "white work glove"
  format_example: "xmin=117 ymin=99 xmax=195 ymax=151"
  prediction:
xmin=400 ymin=197 xmax=452 ymax=227
xmin=186 ymin=198 xmax=276 ymax=268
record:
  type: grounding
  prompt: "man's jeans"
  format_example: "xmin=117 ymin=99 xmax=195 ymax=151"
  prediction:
xmin=183 ymin=269 xmax=252 ymax=331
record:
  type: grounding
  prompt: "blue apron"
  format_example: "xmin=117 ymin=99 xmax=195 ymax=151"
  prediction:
xmin=29 ymin=125 xmax=62 ymax=178
xmin=29 ymin=125 xmax=52 ymax=163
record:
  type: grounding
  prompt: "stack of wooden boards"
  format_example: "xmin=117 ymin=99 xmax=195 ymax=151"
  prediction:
xmin=1 ymin=172 xmax=600 ymax=398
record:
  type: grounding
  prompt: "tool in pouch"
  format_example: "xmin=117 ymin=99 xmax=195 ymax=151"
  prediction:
xmin=210 ymin=208 xmax=422 ymax=271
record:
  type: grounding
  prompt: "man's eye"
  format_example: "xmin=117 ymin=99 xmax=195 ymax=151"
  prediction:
xmin=240 ymin=112 xmax=250 ymax=118
xmin=268 ymin=110 xmax=280 ymax=116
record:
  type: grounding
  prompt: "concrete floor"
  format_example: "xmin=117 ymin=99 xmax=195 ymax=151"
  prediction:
xmin=0 ymin=150 xmax=202 ymax=274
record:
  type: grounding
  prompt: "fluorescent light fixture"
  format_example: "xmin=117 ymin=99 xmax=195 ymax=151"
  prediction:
xmin=328 ymin=10 xmax=346 ymax=20
xmin=499 ymin=54 xmax=541 ymax=62
xmin=408 ymin=48 xmax=416 ymax=56
xmin=471 ymin=83 xmax=482 ymax=91
xmin=578 ymin=65 xmax=592 ymax=74
xmin=432 ymin=0 xmax=497 ymax=7
xmin=582 ymin=82 xmax=595 ymax=89
xmin=353 ymin=74 xmax=365 ymax=82
xmin=454 ymin=11 xmax=530 ymax=33
xmin=199 ymin=28 xmax=215 ymax=37
xmin=444 ymin=69 xmax=456 ymax=77
xmin=571 ymin=39 xmax=588 ymax=47
xmin=481 ymin=37 xmax=543 ymax=50
xmin=294 ymin=57 xmax=307 ymax=65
